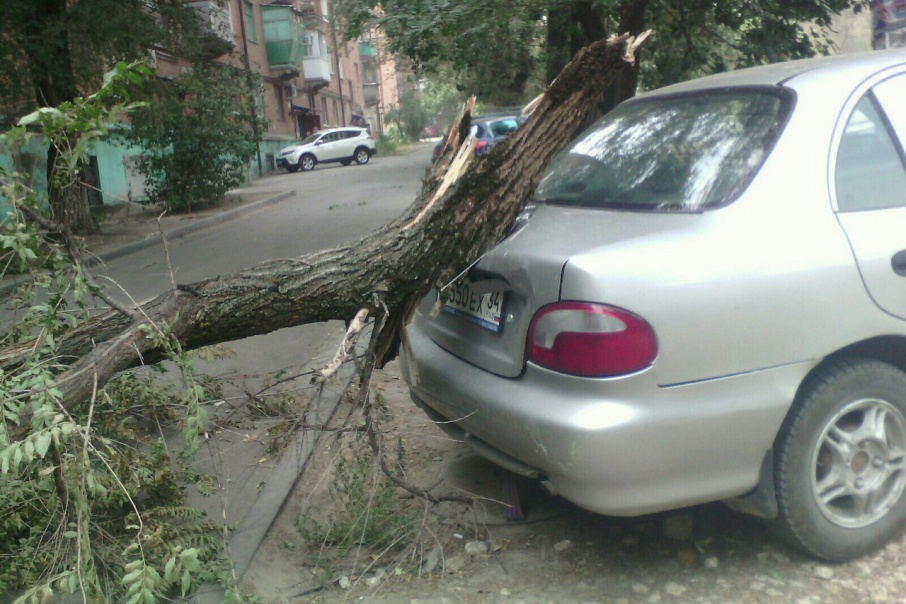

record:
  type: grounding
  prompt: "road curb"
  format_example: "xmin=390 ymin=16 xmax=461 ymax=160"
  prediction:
xmin=88 ymin=189 xmax=297 ymax=265
xmin=0 ymin=189 xmax=296 ymax=297
xmin=192 ymin=322 xmax=359 ymax=603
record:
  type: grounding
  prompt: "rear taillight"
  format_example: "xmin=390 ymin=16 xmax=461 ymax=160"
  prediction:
xmin=527 ymin=302 xmax=657 ymax=377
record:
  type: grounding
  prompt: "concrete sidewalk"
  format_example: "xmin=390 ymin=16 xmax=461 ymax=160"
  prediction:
xmin=0 ymin=182 xmax=297 ymax=296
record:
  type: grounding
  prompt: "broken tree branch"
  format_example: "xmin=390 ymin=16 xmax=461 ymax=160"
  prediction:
xmin=4 ymin=32 xmax=651 ymax=424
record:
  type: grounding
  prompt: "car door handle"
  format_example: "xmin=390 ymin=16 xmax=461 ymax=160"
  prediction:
xmin=891 ymin=250 xmax=906 ymax=277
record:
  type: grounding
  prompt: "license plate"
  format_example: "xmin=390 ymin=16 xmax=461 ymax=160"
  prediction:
xmin=441 ymin=281 xmax=505 ymax=332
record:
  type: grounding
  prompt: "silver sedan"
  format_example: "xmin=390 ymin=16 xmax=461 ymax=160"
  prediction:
xmin=402 ymin=49 xmax=906 ymax=561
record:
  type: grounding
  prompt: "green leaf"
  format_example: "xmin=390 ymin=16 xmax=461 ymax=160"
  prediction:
xmin=17 ymin=111 xmax=42 ymax=127
xmin=164 ymin=557 xmax=176 ymax=582
xmin=124 ymin=560 xmax=143 ymax=573
xmin=33 ymin=432 xmax=51 ymax=458
xmin=181 ymin=568 xmax=191 ymax=596
xmin=122 ymin=569 xmax=143 ymax=585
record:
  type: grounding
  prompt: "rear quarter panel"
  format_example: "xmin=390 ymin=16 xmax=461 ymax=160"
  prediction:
xmin=561 ymin=87 xmax=905 ymax=386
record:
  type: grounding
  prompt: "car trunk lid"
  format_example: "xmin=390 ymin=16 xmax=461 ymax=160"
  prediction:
xmin=418 ymin=205 xmax=695 ymax=377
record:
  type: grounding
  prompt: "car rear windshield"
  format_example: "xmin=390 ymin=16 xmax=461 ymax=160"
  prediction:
xmin=534 ymin=89 xmax=791 ymax=212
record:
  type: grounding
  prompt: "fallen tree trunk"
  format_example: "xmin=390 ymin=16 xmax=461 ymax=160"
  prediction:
xmin=5 ymin=32 xmax=650 ymax=417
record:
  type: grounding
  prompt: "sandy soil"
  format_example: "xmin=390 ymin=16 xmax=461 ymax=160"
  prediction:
xmin=241 ymin=361 xmax=906 ymax=604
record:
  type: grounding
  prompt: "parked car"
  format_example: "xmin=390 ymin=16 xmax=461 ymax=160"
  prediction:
xmin=277 ymin=127 xmax=376 ymax=172
xmin=402 ymin=49 xmax=906 ymax=561
xmin=432 ymin=112 xmax=526 ymax=162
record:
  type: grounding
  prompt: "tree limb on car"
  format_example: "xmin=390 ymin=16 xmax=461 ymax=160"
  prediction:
xmin=4 ymin=32 xmax=651 ymax=422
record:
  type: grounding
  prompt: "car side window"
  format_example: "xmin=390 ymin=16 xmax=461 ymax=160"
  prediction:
xmin=835 ymin=94 xmax=906 ymax=212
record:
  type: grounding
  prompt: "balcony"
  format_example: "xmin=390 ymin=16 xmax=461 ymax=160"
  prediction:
xmin=358 ymin=41 xmax=376 ymax=57
xmin=185 ymin=1 xmax=234 ymax=56
xmin=303 ymin=55 xmax=331 ymax=86
xmin=261 ymin=4 xmax=306 ymax=78
xmin=298 ymin=0 xmax=326 ymax=28
xmin=363 ymin=82 xmax=379 ymax=106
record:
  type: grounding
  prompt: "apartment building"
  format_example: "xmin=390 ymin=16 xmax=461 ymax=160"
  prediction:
xmin=155 ymin=0 xmax=398 ymax=175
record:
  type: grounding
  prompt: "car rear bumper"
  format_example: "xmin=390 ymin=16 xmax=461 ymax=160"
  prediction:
xmin=401 ymin=315 xmax=814 ymax=516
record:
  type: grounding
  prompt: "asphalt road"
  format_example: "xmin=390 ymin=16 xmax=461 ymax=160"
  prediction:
xmin=99 ymin=145 xmax=432 ymax=299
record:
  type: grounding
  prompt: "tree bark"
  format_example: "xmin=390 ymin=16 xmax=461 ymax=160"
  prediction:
xmin=24 ymin=0 xmax=101 ymax=235
xmin=5 ymin=33 xmax=651 ymax=424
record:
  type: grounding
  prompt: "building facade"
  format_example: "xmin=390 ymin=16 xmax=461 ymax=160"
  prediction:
xmin=153 ymin=0 xmax=393 ymax=178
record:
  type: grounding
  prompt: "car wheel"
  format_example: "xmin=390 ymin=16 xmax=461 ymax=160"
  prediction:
xmin=299 ymin=154 xmax=316 ymax=171
xmin=774 ymin=358 xmax=906 ymax=561
xmin=340 ymin=159 xmax=353 ymax=166
xmin=354 ymin=147 xmax=370 ymax=165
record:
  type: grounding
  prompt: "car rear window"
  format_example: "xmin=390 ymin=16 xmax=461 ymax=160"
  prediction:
xmin=534 ymin=89 xmax=791 ymax=212
xmin=489 ymin=118 xmax=519 ymax=137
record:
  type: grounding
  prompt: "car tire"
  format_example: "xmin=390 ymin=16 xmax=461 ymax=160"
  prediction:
xmin=340 ymin=159 xmax=353 ymax=166
xmin=354 ymin=147 xmax=370 ymax=165
xmin=299 ymin=154 xmax=316 ymax=172
xmin=774 ymin=357 xmax=906 ymax=561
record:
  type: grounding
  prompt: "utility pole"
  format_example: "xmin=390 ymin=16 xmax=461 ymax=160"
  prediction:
xmin=328 ymin=2 xmax=346 ymax=126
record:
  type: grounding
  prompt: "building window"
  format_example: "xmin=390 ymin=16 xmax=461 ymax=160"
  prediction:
xmin=333 ymin=99 xmax=339 ymax=125
xmin=322 ymin=97 xmax=330 ymax=125
xmin=348 ymin=81 xmax=354 ymax=104
xmin=244 ymin=1 xmax=257 ymax=43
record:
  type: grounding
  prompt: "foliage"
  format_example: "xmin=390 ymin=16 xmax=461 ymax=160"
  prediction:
xmin=0 ymin=65 xmax=242 ymax=603
xmin=297 ymin=435 xmax=413 ymax=557
xmin=420 ymin=78 xmax=469 ymax=134
xmin=0 ymin=0 xmax=161 ymax=114
xmin=123 ymin=64 xmax=265 ymax=213
xmin=335 ymin=0 xmax=868 ymax=105
xmin=0 ymin=0 xmax=244 ymax=232
xmin=375 ymin=133 xmax=400 ymax=155
xmin=384 ymin=89 xmax=431 ymax=142
xmin=636 ymin=0 xmax=868 ymax=90
xmin=337 ymin=0 xmax=546 ymax=106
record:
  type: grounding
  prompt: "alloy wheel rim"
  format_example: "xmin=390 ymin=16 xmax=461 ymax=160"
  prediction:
xmin=811 ymin=398 xmax=906 ymax=528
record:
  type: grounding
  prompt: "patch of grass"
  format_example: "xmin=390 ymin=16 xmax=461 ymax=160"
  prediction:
xmin=297 ymin=439 xmax=413 ymax=558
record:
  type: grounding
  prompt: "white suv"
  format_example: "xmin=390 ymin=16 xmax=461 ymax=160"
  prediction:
xmin=276 ymin=127 xmax=376 ymax=172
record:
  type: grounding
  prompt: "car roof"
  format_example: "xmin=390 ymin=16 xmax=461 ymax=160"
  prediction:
xmin=473 ymin=112 xmax=522 ymax=123
xmin=639 ymin=48 xmax=906 ymax=98
xmin=317 ymin=126 xmax=365 ymax=134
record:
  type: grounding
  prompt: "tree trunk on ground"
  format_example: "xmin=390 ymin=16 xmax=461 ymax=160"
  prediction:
xmin=3 ymin=33 xmax=650 ymax=424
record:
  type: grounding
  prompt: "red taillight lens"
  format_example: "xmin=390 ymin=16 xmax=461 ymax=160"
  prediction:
xmin=527 ymin=302 xmax=657 ymax=377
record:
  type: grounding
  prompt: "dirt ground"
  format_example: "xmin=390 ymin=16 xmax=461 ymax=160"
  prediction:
xmin=240 ymin=361 xmax=906 ymax=604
